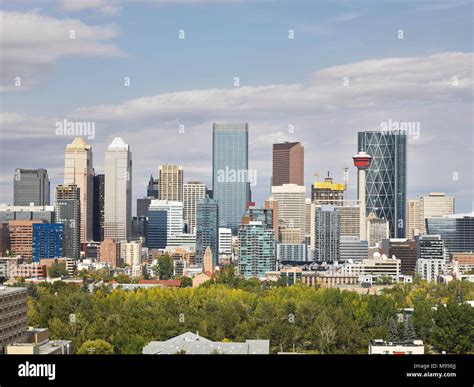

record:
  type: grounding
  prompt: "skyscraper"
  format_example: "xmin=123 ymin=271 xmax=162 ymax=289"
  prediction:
xmin=358 ymin=130 xmax=407 ymax=238
xmin=55 ymin=184 xmax=81 ymax=259
xmin=147 ymin=209 xmax=167 ymax=249
xmin=238 ymin=221 xmax=276 ymax=278
xmin=272 ymin=142 xmax=304 ymax=186
xmin=104 ymin=137 xmax=132 ymax=242
xmin=196 ymin=197 xmax=219 ymax=267
xmin=270 ymin=184 xmax=306 ymax=243
xmin=158 ymin=165 xmax=183 ymax=202
xmin=212 ymin=123 xmax=250 ymax=234
xmin=147 ymin=174 xmax=159 ymax=199
xmin=314 ymin=205 xmax=340 ymax=264
xmin=92 ymin=174 xmax=105 ymax=242
xmin=64 ymin=137 xmax=94 ymax=243
xmin=13 ymin=168 xmax=50 ymax=206
xmin=183 ymin=181 xmax=207 ymax=234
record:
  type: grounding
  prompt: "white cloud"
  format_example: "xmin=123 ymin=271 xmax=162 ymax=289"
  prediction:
xmin=0 ymin=10 xmax=125 ymax=92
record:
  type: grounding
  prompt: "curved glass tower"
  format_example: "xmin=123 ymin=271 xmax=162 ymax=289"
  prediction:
xmin=358 ymin=130 xmax=407 ymax=238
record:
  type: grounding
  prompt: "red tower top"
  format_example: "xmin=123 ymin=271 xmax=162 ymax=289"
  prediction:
xmin=353 ymin=151 xmax=372 ymax=169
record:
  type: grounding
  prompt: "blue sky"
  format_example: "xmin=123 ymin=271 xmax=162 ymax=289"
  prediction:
xmin=1 ymin=0 xmax=473 ymax=213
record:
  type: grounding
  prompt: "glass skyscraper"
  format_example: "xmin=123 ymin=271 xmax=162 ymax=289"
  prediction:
xmin=13 ymin=168 xmax=50 ymax=206
xmin=212 ymin=123 xmax=250 ymax=235
xmin=196 ymin=197 xmax=219 ymax=267
xmin=147 ymin=210 xmax=167 ymax=249
xmin=358 ymin=130 xmax=407 ymax=238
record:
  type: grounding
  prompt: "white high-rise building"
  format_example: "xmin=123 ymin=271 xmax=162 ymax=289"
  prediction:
xmin=64 ymin=137 xmax=93 ymax=243
xmin=149 ymin=200 xmax=183 ymax=240
xmin=104 ymin=137 xmax=132 ymax=242
xmin=218 ymin=228 xmax=232 ymax=257
xmin=270 ymin=184 xmax=306 ymax=243
xmin=183 ymin=182 xmax=206 ymax=234
xmin=120 ymin=240 xmax=142 ymax=268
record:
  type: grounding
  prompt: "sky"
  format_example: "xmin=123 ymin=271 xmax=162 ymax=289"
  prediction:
xmin=0 ymin=0 xmax=473 ymax=214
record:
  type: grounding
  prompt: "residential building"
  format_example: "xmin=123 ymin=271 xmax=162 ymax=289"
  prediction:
xmin=314 ymin=205 xmax=340 ymax=263
xmin=32 ymin=223 xmax=63 ymax=262
xmin=0 ymin=286 xmax=28 ymax=353
xmin=277 ymin=243 xmax=307 ymax=262
xmin=340 ymin=236 xmax=368 ymax=262
xmin=196 ymin=197 xmax=219 ymax=267
xmin=271 ymin=184 xmax=306 ymax=243
xmin=183 ymin=181 xmax=206 ymax=234
xmin=55 ymin=184 xmax=80 ymax=259
xmin=92 ymin=174 xmax=105 ymax=242
xmin=100 ymin=239 xmax=119 ymax=267
xmin=369 ymin=339 xmax=424 ymax=355
xmin=8 ymin=220 xmax=42 ymax=259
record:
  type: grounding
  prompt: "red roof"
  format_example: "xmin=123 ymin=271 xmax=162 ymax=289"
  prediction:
xmin=138 ymin=279 xmax=182 ymax=287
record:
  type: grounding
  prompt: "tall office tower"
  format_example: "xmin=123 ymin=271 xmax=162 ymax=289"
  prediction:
xmin=32 ymin=223 xmax=63 ymax=262
xmin=64 ymin=137 xmax=94 ymax=243
xmin=147 ymin=209 xmax=167 ymax=249
xmin=8 ymin=220 xmax=42 ymax=259
xmin=13 ymin=168 xmax=50 ymax=206
xmin=381 ymin=239 xmax=417 ymax=275
xmin=407 ymin=198 xmax=423 ymax=239
xmin=100 ymin=239 xmax=119 ymax=267
xmin=366 ymin=211 xmax=390 ymax=247
xmin=426 ymin=213 xmax=474 ymax=254
xmin=218 ymin=228 xmax=232 ymax=258
xmin=270 ymin=184 xmax=306 ymax=243
xmin=149 ymin=200 xmax=183 ymax=241
xmin=92 ymin=174 xmax=105 ymax=242
xmin=238 ymin=221 xmax=276 ymax=278
xmin=338 ymin=202 xmax=360 ymax=238
xmin=314 ymin=205 xmax=340 ymax=264
xmin=272 ymin=142 xmax=304 ymax=186
xmin=212 ymin=123 xmax=250 ymax=234
xmin=104 ymin=137 xmax=132 ymax=242
xmin=415 ymin=235 xmax=446 ymax=282
xmin=183 ymin=182 xmax=207 ymax=234
xmin=147 ymin=174 xmax=159 ymax=199
xmin=196 ymin=197 xmax=219 ymax=267
xmin=358 ymin=130 xmax=407 ymax=238
xmin=55 ymin=184 xmax=81 ymax=259
xmin=158 ymin=165 xmax=183 ymax=202
xmin=311 ymin=175 xmax=345 ymax=205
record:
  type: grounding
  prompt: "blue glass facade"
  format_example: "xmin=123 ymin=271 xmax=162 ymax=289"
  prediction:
xmin=147 ymin=210 xmax=167 ymax=249
xmin=212 ymin=123 xmax=250 ymax=235
xmin=358 ymin=130 xmax=407 ymax=238
xmin=32 ymin=223 xmax=63 ymax=262
xmin=426 ymin=215 xmax=474 ymax=254
xmin=196 ymin=197 xmax=219 ymax=267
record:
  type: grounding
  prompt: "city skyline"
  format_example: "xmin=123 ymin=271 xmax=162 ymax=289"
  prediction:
xmin=0 ymin=1 xmax=472 ymax=214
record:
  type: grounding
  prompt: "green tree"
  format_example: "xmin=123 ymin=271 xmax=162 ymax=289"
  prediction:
xmin=77 ymin=339 xmax=114 ymax=354
xmin=153 ymin=254 xmax=174 ymax=280
xmin=47 ymin=262 xmax=68 ymax=278
xmin=179 ymin=276 xmax=193 ymax=288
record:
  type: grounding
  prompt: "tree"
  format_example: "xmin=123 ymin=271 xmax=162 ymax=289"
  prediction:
xmin=77 ymin=339 xmax=114 ymax=354
xmin=179 ymin=276 xmax=193 ymax=288
xmin=48 ymin=262 xmax=68 ymax=278
xmin=153 ymin=254 xmax=174 ymax=280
